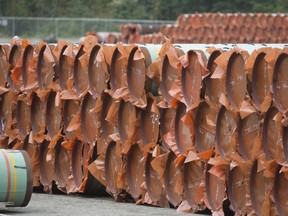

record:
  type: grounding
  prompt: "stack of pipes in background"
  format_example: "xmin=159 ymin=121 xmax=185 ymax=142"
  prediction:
xmin=137 ymin=13 xmax=288 ymax=44
xmin=1 ymin=35 xmax=288 ymax=215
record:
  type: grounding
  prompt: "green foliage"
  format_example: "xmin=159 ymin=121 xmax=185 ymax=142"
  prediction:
xmin=0 ymin=0 xmax=287 ymax=20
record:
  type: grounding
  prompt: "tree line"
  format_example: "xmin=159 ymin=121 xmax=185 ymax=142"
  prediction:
xmin=0 ymin=0 xmax=287 ymax=20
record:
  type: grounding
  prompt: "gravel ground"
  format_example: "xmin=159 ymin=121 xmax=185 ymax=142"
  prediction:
xmin=0 ymin=193 xmax=210 ymax=216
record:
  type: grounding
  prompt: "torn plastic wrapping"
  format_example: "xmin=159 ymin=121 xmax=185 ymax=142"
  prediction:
xmin=194 ymin=101 xmax=217 ymax=153
xmin=272 ymin=48 xmax=288 ymax=115
xmin=71 ymin=139 xmax=99 ymax=194
xmin=46 ymin=91 xmax=62 ymax=139
xmin=163 ymin=151 xmax=184 ymax=207
xmin=39 ymin=139 xmax=55 ymax=189
xmin=73 ymin=43 xmax=87 ymax=97
xmin=205 ymin=157 xmax=230 ymax=214
xmin=227 ymin=159 xmax=253 ymax=215
xmin=159 ymin=107 xmax=176 ymax=152
xmin=0 ymin=44 xmax=9 ymax=87
xmin=88 ymin=44 xmax=109 ymax=98
xmin=22 ymin=134 xmax=41 ymax=187
xmin=52 ymin=41 xmax=70 ymax=86
xmin=140 ymin=95 xmax=160 ymax=145
xmin=88 ymin=95 xmax=127 ymax=200
xmin=142 ymin=146 xmax=169 ymax=207
xmin=53 ymin=136 xmax=73 ymax=193
xmin=211 ymin=48 xmax=249 ymax=111
xmin=118 ymin=99 xmax=141 ymax=145
xmin=7 ymin=37 xmax=22 ymax=92
xmin=62 ymin=98 xmax=82 ymax=140
xmin=174 ymin=102 xmax=195 ymax=156
xmin=35 ymin=41 xmax=56 ymax=90
xmin=249 ymin=158 xmax=278 ymax=216
xmin=109 ymin=44 xmax=148 ymax=108
xmin=92 ymin=92 xmax=118 ymax=145
xmin=274 ymin=164 xmax=288 ymax=216
xmin=80 ymin=92 xmax=98 ymax=144
xmin=178 ymin=49 xmax=208 ymax=111
xmin=0 ymin=91 xmax=18 ymax=142
xmin=216 ymin=105 xmax=239 ymax=159
xmin=181 ymin=152 xmax=206 ymax=213
xmin=126 ymin=143 xmax=145 ymax=200
xmin=237 ymin=111 xmax=263 ymax=161
xmin=10 ymin=39 xmax=33 ymax=91
xmin=204 ymin=48 xmax=223 ymax=110
xmin=245 ymin=48 xmax=274 ymax=113
xmin=262 ymin=106 xmax=286 ymax=164
xmin=29 ymin=91 xmax=48 ymax=143
xmin=159 ymin=41 xmax=184 ymax=107
xmin=16 ymin=93 xmax=31 ymax=140
xmin=57 ymin=42 xmax=75 ymax=91
xmin=145 ymin=39 xmax=180 ymax=108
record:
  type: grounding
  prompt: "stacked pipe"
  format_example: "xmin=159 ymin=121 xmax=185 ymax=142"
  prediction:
xmin=1 ymin=36 xmax=288 ymax=215
xmin=139 ymin=13 xmax=288 ymax=44
xmin=120 ymin=24 xmax=162 ymax=44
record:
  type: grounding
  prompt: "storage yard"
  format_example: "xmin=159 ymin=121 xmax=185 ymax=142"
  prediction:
xmin=0 ymin=11 xmax=288 ymax=216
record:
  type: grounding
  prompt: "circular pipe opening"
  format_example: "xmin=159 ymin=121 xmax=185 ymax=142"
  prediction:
xmin=16 ymin=98 xmax=31 ymax=139
xmin=164 ymin=151 xmax=182 ymax=207
xmin=30 ymin=92 xmax=46 ymax=135
xmin=22 ymin=44 xmax=34 ymax=87
xmin=73 ymin=45 xmax=86 ymax=96
xmin=127 ymin=47 xmax=146 ymax=101
xmin=183 ymin=159 xmax=204 ymax=208
xmin=282 ymin=125 xmax=288 ymax=160
xmin=58 ymin=45 xmax=70 ymax=90
xmin=126 ymin=144 xmax=145 ymax=199
xmin=174 ymin=102 xmax=193 ymax=154
xmin=251 ymin=52 xmax=268 ymax=110
xmin=159 ymin=55 xmax=177 ymax=104
xmin=216 ymin=105 xmax=238 ymax=158
xmin=39 ymin=140 xmax=54 ymax=186
xmin=101 ymin=94 xmax=116 ymax=140
xmin=72 ymin=140 xmax=89 ymax=188
xmin=104 ymin=141 xmax=121 ymax=194
xmin=36 ymin=45 xmax=47 ymax=90
xmin=140 ymin=97 xmax=160 ymax=145
xmin=63 ymin=99 xmax=80 ymax=140
xmin=8 ymin=45 xmax=21 ymax=91
xmin=118 ymin=100 xmax=134 ymax=144
xmin=80 ymin=93 xmax=97 ymax=143
xmin=0 ymin=45 xmax=7 ymax=86
xmin=46 ymin=91 xmax=62 ymax=138
xmin=194 ymin=101 xmax=217 ymax=153
xmin=262 ymin=107 xmax=281 ymax=160
xmin=54 ymin=137 xmax=70 ymax=188
xmin=238 ymin=112 xmax=261 ymax=161
xmin=274 ymin=164 xmax=287 ymax=216
xmin=273 ymin=53 xmax=288 ymax=114
xmin=227 ymin=166 xmax=247 ymax=214
xmin=88 ymin=45 xmax=107 ymax=98
xmin=205 ymin=163 xmax=228 ymax=212
xmin=159 ymin=108 xmax=175 ymax=152
xmin=145 ymin=153 xmax=162 ymax=202
xmin=181 ymin=50 xmax=203 ymax=108
xmin=205 ymin=50 xmax=222 ymax=108
xmin=110 ymin=48 xmax=124 ymax=92
xmin=226 ymin=53 xmax=246 ymax=110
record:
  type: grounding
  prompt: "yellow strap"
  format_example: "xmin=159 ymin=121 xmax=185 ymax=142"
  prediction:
xmin=8 ymin=152 xmax=17 ymax=202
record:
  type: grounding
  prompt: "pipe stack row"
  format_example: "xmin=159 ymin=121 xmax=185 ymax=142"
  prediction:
xmin=139 ymin=13 xmax=288 ymax=44
xmin=1 ymin=36 xmax=288 ymax=215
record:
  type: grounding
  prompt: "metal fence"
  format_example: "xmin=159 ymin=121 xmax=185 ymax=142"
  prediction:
xmin=0 ymin=17 xmax=174 ymax=42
